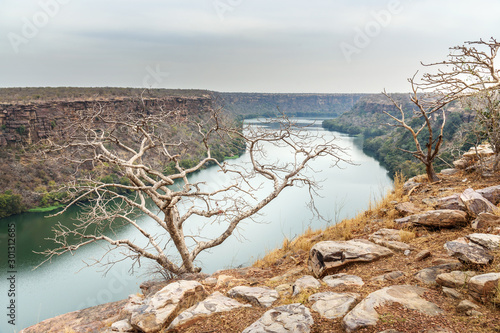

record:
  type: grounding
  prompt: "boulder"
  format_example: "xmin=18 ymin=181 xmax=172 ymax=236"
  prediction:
xmin=477 ymin=185 xmax=500 ymax=205
xmin=242 ymin=303 xmax=314 ymax=333
xmin=342 ymin=285 xmax=443 ymax=332
xmin=468 ymin=273 xmax=500 ymax=302
xmin=308 ymin=292 xmax=360 ymax=319
xmin=460 ymin=188 xmax=498 ymax=218
xmin=168 ymin=291 xmax=251 ymax=330
xmin=466 ymin=233 xmax=500 ymax=250
xmin=129 ymin=280 xmax=208 ymax=333
xmin=435 ymin=194 xmax=466 ymax=211
xmin=292 ymin=275 xmax=321 ymax=296
xmin=227 ymin=286 xmax=279 ymax=307
xmin=435 ymin=271 xmax=478 ymax=289
xmin=471 ymin=212 xmax=500 ymax=230
xmin=323 ymin=273 xmax=364 ymax=288
xmin=414 ymin=263 xmax=462 ymax=285
xmin=444 ymin=241 xmax=494 ymax=265
xmin=395 ymin=210 xmax=467 ymax=228
xmin=308 ymin=239 xmax=393 ymax=278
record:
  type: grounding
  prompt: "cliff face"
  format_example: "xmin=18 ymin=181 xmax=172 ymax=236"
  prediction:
xmin=218 ymin=93 xmax=369 ymax=116
xmin=0 ymin=96 xmax=212 ymax=146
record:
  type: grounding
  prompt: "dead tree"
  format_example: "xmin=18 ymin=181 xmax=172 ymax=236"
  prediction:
xmin=383 ymin=77 xmax=447 ymax=183
xmin=420 ymin=38 xmax=500 ymax=170
xmin=37 ymin=100 xmax=348 ymax=275
xmin=384 ymin=38 xmax=500 ymax=181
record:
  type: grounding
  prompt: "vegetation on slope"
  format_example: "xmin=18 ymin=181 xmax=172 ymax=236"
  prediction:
xmin=322 ymin=95 xmax=473 ymax=178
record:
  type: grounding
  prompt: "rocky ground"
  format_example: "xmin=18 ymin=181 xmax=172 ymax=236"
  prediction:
xmin=21 ymin=149 xmax=500 ymax=333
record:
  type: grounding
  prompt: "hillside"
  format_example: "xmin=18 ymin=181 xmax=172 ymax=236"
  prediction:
xmin=0 ymin=89 xmax=241 ymax=218
xmin=323 ymin=94 xmax=474 ymax=178
xmin=218 ymin=92 xmax=369 ymax=118
xmin=21 ymin=150 xmax=500 ymax=333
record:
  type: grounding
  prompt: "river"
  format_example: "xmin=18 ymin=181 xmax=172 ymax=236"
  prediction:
xmin=0 ymin=118 xmax=391 ymax=332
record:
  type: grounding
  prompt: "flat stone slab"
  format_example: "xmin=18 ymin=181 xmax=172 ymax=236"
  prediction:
xmin=468 ymin=273 xmax=500 ymax=302
xmin=129 ymin=280 xmax=208 ymax=333
xmin=292 ymin=275 xmax=321 ymax=296
xmin=242 ymin=303 xmax=314 ymax=333
xmin=309 ymin=292 xmax=360 ymax=319
xmin=395 ymin=209 xmax=468 ymax=228
xmin=466 ymin=233 xmax=500 ymax=250
xmin=444 ymin=241 xmax=494 ymax=265
xmin=342 ymin=285 xmax=443 ymax=332
xmin=323 ymin=273 xmax=364 ymax=288
xmin=435 ymin=271 xmax=478 ymax=289
xmin=227 ymin=286 xmax=279 ymax=307
xmin=308 ymin=239 xmax=393 ymax=278
xmin=460 ymin=188 xmax=499 ymax=218
xmin=168 ymin=291 xmax=251 ymax=330
xmin=414 ymin=263 xmax=462 ymax=285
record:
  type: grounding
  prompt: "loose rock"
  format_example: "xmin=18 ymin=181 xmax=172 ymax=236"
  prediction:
xmin=435 ymin=271 xmax=478 ymax=289
xmin=308 ymin=239 xmax=393 ymax=278
xmin=456 ymin=300 xmax=480 ymax=314
xmin=466 ymin=233 xmax=500 ymax=250
xmin=242 ymin=303 xmax=314 ymax=333
xmin=468 ymin=273 xmax=500 ymax=302
xmin=435 ymin=194 xmax=466 ymax=211
xmin=442 ymin=286 xmax=463 ymax=299
xmin=395 ymin=209 xmax=467 ymax=228
xmin=323 ymin=273 xmax=364 ymax=288
xmin=415 ymin=249 xmax=432 ymax=261
xmin=227 ymin=286 xmax=279 ymax=307
xmin=471 ymin=212 xmax=500 ymax=230
xmin=460 ymin=188 xmax=499 ymax=218
xmin=308 ymin=292 xmax=360 ymax=319
xmin=342 ymin=285 xmax=443 ymax=332
xmin=129 ymin=280 xmax=208 ymax=333
xmin=414 ymin=263 xmax=462 ymax=285
xmin=444 ymin=241 xmax=494 ymax=265
xmin=477 ymin=185 xmax=500 ymax=205
xmin=371 ymin=271 xmax=405 ymax=282
xmin=292 ymin=275 xmax=321 ymax=296
xmin=168 ymin=291 xmax=251 ymax=330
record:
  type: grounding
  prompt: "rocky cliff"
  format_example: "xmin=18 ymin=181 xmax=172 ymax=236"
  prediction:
xmin=0 ymin=96 xmax=211 ymax=146
xmin=218 ymin=92 xmax=369 ymax=117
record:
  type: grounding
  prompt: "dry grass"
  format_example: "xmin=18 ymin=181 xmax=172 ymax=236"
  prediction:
xmin=254 ymin=173 xmax=408 ymax=268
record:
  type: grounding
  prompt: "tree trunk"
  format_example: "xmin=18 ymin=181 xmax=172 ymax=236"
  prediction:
xmin=425 ymin=163 xmax=440 ymax=183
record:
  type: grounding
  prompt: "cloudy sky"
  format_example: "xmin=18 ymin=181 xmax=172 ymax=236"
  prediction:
xmin=1 ymin=0 xmax=499 ymax=93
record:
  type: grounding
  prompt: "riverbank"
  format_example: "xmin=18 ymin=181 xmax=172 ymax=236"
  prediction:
xmin=21 ymin=150 xmax=500 ymax=332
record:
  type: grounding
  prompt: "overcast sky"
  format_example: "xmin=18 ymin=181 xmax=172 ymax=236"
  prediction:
xmin=1 ymin=0 xmax=499 ymax=93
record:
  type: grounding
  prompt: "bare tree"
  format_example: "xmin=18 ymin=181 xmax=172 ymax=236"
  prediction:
xmin=37 ymin=100 xmax=348 ymax=275
xmin=383 ymin=38 xmax=500 ymax=182
xmin=420 ymin=38 xmax=500 ymax=170
xmin=383 ymin=75 xmax=447 ymax=182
